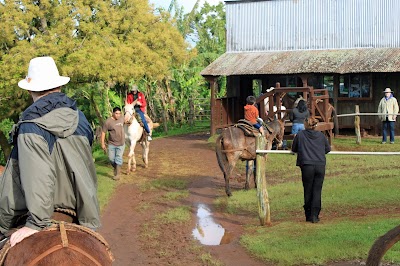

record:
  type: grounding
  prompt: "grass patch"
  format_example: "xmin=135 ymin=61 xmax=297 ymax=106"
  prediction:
xmin=241 ymin=218 xmax=400 ymax=265
xmin=140 ymin=178 xmax=188 ymax=191
xmin=333 ymin=136 xmax=400 ymax=152
xmin=93 ymin=144 xmax=117 ymax=211
xmin=141 ymin=222 xmax=161 ymax=241
xmin=216 ymin=170 xmax=400 ymax=220
xmin=152 ymin=120 xmax=210 ymax=139
xmin=214 ymin=136 xmax=400 ymax=264
xmin=96 ymin=164 xmax=117 ymax=211
xmin=162 ymin=191 xmax=189 ymax=201
xmin=156 ymin=206 xmax=191 ymax=224
xmin=200 ymin=252 xmax=223 ymax=266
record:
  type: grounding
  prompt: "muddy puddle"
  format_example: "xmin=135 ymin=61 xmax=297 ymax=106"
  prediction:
xmin=192 ymin=203 xmax=233 ymax=245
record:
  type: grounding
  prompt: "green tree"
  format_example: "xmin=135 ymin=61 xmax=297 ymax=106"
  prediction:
xmin=191 ymin=2 xmax=226 ymax=67
xmin=0 ymin=0 xmax=188 ymax=163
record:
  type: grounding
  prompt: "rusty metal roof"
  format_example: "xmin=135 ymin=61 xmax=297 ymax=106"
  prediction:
xmin=200 ymin=48 xmax=400 ymax=76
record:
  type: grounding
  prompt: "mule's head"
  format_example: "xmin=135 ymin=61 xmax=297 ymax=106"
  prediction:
xmin=123 ymin=102 xmax=135 ymax=124
xmin=275 ymin=118 xmax=285 ymax=147
xmin=265 ymin=118 xmax=285 ymax=147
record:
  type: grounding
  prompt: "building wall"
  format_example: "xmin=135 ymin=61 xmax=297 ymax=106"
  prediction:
xmin=226 ymin=0 xmax=400 ymax=52
xmin=234 ymin=73 xmax=400 ymax=135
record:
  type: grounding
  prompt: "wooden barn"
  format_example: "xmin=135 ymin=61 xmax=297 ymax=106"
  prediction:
xmin=201 ymin=0 xmax=400 ymax=136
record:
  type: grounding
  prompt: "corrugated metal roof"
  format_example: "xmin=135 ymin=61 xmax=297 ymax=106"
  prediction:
xmin=200 ymin=48 xmax=400 ymax=76
xmin=225 ymin=0 xmax=400 ymax=52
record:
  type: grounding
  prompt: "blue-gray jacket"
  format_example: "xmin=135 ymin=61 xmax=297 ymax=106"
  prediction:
xmin=0 ymin=92 xmax=100 ymax=232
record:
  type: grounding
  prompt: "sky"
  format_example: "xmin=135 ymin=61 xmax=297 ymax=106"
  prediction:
xmin=148 ymin=0 xmax=223 ymax=12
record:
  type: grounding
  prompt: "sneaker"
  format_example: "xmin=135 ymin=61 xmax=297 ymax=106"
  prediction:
xmin=382 ymin=142 xmax=386 ymax=144
xmin=390 ymin=142 xmax=395 ymax=144
xmin=147 ymin=135 xmax=152 ymax=141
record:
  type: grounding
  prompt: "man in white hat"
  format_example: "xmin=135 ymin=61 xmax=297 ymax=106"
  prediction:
xmin=0 ymin=56 xmax=101 ymax=247
xmin=378 ymin=87 xmax=399 ymax=144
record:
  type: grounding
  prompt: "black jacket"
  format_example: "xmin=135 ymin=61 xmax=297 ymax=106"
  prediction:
xmin=291 ymin=129 xmax=331 ymax=166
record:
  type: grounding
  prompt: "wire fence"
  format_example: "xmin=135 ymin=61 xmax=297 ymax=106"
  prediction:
xmin=256 ymin=150 xmax=400 ymax=155
xmin=336 ymin=112 xmax=399 ymax=118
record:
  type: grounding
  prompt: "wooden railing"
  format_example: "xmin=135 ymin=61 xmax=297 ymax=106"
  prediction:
xmin=212 ymin=97 xmax=241 ymax=130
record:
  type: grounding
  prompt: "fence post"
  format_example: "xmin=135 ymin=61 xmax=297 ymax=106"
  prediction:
xmin=256 ymin=135 xmax=271 ymax=226
xmin=355 ymin=105 xmax=361 ymax=144
xmin=189 ymin=98 xmax=194 ymax=127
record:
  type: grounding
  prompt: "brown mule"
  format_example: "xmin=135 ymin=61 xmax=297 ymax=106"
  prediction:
xmin=0 ymin=222 xmax=114 ymax=266
xmin=215 ymin=118 xmax=285 ymax=196
xmin=0 ymin=210 xmax=113 ymax=266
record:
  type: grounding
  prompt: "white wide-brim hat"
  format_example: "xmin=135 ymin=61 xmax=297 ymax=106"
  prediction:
xmin=383 ymin=88 xmax=393 ymax=93
xmin=18 ymin=56 xmax=70 ymax=91
xmin=131 ymin=84 xmax=138 ymax=91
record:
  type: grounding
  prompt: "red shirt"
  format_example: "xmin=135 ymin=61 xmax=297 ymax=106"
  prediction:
xmin=244 ymin=104 xmax=259 ymax=124
xmin=126 ymin=91 xmax=147 ymax=113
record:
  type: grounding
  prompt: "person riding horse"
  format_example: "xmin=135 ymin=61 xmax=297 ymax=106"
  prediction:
xmin=0 ymin=57 xmax=100 ymax=248
xmin=126 ymin=84 xmax=152 ymax=141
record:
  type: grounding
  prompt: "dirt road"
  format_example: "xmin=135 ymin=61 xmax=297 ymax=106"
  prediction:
xmin=99 ymin=133 xmax=265 ymax=265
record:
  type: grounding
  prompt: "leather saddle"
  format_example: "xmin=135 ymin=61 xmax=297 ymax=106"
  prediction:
xmin=235 ymin=119 xmax=261 ymax=137
xmin=234 ymin=119 xmax=273 ymax=137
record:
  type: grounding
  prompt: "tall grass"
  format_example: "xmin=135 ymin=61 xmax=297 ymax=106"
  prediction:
xmin=93 ymin=144 xmax=117 ymax=211
xmin=241 ymin=218 xmax=400 ymax=265
xmin=215 ymin=137 xmax=400 ymax=265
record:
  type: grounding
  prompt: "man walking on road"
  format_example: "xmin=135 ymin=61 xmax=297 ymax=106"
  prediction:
xmin=101 ymin=107 xmax=125 ymax=180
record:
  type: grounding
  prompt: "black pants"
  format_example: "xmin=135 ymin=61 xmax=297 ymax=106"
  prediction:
xmin=300 ymin=164 xmax=325 ymax=219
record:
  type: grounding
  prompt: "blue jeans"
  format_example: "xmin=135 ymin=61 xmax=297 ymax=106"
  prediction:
xmin=382 ymin=120 xmax=395 ymax=143
xmin=292 ymin=123 xmax=305 ymax=135
xmin=108 ymin=144 xmax=125 ymax=166
xmin=135 ymin=108 xmax=150 ymax=134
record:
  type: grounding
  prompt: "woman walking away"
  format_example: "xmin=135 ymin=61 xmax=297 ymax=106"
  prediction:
xmin=291 ymin=117 xmax=331 ymax=223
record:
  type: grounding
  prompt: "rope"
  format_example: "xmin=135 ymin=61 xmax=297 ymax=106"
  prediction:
xmin=336 ymin=112 xmax=399 ymax=118
xmin=0 ymin=241 xmax=11 ymax=265
xmin=55 ymin=208 xmax=76 ymax=217
xmin=47 ymin=221 xmax=113 ymax=259
xmin=256 ymin=150 xmax=400 ymax=155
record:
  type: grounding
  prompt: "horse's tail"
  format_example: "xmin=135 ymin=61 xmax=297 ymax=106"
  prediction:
xmin=366 ymin=225 xmax=400 ymax=266
xmin=215 ymin=135 xmax=228 ymax=175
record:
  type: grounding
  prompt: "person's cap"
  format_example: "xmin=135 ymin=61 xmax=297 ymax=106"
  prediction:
xmin=18 ymin=56 xmax=70 ymax=91
xmin=383 ymin=88 xmax=393 ymax=93
xmin=131 ymin=85 xmax=138 ymax=91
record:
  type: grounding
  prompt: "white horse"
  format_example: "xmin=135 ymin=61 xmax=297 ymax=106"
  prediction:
xmin=123 ymin=103 xmax=155 ymax=172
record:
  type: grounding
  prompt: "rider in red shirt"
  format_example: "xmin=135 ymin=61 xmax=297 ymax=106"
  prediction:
xmin=244 ymin=95 xmax=264 ymax=135
xmin=126 ymin=85 xmax=152 ymax=141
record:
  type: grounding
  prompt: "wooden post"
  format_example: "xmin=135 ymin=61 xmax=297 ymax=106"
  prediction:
xmin=256 ymin=135 xmax=271 ymax=226
xmin=206 ymin=76 xmax=218 ymax=135
xmin=333 ymin=74 xmax=340 ymax=136
xmin=355 ymin=105 xmax=361 ymax=144
xmin=189 ymin=98 xmax=194 ymax=127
